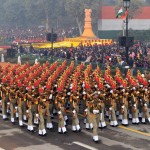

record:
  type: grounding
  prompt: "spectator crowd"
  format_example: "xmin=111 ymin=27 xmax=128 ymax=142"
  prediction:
xmin=18 ymin=42 xmax=150 ymax=70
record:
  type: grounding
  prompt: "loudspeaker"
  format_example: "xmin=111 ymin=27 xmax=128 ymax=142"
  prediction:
xmin=118 ymin=36 xmax=134 ymax=47
xmin=53 ymin=33 xmax=57 ymax=42
xmin=119 ymin=36 xmax=126 ymax=47
xmin=46 ymin=33 xmax=57 ymax=42
xmin=7 ymin=48 xmax=16 ymax=57
xmin=126 ymin=37 xmax=134 ymax=47
xmin=46 ymin=33 xmax=52 ymax=41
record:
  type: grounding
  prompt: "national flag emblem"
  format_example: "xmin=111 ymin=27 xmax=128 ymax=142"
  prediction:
xmin=120 ymin=10 xmax=128 ymax=20
xmin=116 ymin=7 xmax=123 ymax=18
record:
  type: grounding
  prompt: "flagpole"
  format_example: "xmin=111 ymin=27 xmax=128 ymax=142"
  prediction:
xmin=122 ymin=21 xmax=125 ymax=36
xmin=123 ymin=0 xmax=131 ymax=65
xmin=125 ymin=7 xmax=129 ymax=65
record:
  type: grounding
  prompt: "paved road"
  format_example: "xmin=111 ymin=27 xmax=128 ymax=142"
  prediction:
xmin=0 ymin=114 xmax=150 ymax=150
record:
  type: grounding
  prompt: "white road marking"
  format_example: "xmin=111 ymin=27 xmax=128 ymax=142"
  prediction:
xmin=0 ymin=128 xmax=23 ymax=138
xmin=73 ymin=141 xmax=98 ymax=150
xmin=14 ymin=143 xmax=64 ymax=150
xmin=0 ymin=148 xmax=5 ymax=150
xmin=82 ymin=130 xmax=144 ymax=150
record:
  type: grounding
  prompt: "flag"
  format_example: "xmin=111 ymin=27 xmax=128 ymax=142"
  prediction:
xmin=116 ymin=7 xmax=123 ymax=18
xmin=121 ymin=11 xmax=128 ymax=20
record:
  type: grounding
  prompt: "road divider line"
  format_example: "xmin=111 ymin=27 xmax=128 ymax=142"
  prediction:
xmin=118 ymin=125 xmax=150 ymax=137
xmin=77 ymin=112 xmax=150 ymax=137
xmin=73 ymin=141 xmax=98 ymax=150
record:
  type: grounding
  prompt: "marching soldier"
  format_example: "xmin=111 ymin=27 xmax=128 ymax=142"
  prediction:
xmin=2 ymin=91 xmax=8 ymax=120
xmin=45 ymin=100 xmax=53 ymax=129
xmin=57 ymin=102 xmax=67 ymax=134
xmin=22 ymin=93 xmax=28 ymax=122
xmin=98 ymin=99 xmax=107 ymax=128
xmin=26 ymin=100 xmax=34 ymax=132
xmin=131 ymin=90 xmax=140 ymax=124
xmin=141 ymin=91 xmax=150 ymax=123
xmin=108 ymin=94 xmax=118 ymax=127
xmin=71 ymin=100 xmax=81 ymax=132
xmin=0 ymin=85 xmax=2 ymax=112
xmin=120 ymin=94 xmax=129 ymax=126
xmin=17 ymin=93 xmax=24 ymax=127
xmin=38 ymin=103 xmax=47 ymax=136
xmin=9 ymin=92 xmax=17 ymax=124
xmin=33 ymin=96 xmax=39 ymax=125
xmin=84 ymin=101 xmax=93 ymax=130
xmin=90 ymin=100 xmax=99 ymax=143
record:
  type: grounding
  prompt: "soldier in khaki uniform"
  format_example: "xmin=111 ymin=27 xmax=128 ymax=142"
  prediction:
xmin=109 ymin=98 xmax=118 ymax=127
xmin=26 ymin=100 xmax=34 ymax=132
xmin=131 ymin=92 xmax=140 ymax=124
xmin=0 ymin=85 xmax=2 ymax=112
xmin=1 ymin=90 xmax=8 ymax=120
xmin=38 ymin=103 xmax=47 ymax=136
xmin=71 ymin=100 xmax=81 ymax=132
xmin=57 ymin=102 xmax=67 ymax=134
xmin=90 ymin=101 xmax=99 ymax=142
xmin=9 ymin=92 xmax=17 ymax=124
xmin=98 ymin=99 xmax=107 ymax=128
xmin=120 ymin=94 xmax=129 ymax=126
xmin=45 ymin=100 xmax=53 ymax=129
xmin=84 ymin=101 xmax=93 ymax=130
xmin=141 ymin=91 xmax=150 ymax=123
xmin=17 ymin=93 xmax=24 ymax=127
xmin=22 ymin=92 xmax=28 ymax=121
xmin=33 ymin=96 xmax=39 ymax=125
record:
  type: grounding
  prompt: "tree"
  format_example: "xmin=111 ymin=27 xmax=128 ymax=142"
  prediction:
xmin=25 ymin=0 xmax=68 ymax=31
xmin=2 ymin=0 xmax=27 ymax=27
xmin=64 ymin=0 xmax=100 ymax=35
xmin=115 ymin=0 xmax=143 ymax=19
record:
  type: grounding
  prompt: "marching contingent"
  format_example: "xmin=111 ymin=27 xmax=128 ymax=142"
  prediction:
xmin=0 ymin=60 xmax=150 ymax=143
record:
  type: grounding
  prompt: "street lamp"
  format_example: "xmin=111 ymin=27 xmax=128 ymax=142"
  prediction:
xmin=123 ymin=0 xmax=130 ymax=9
xmin=123 ymin=0 xmax=130 ymax=65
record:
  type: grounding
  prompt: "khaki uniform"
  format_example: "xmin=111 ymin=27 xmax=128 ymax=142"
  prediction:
xmin=99 ymin=101 xmax=106 ymax=128
xmin=45 ymin=102 xmax=53 ymax=129
xmin=84 ymin=106 xmax=93 ymax=129
xmin=0 ymin=91 xmax=2 ymax=112
xmin=27 ymin=101 xmax=34 ymax=131
xmin=72 ymin=105 xmax=80 ymax=132
xmin=109 ymin=106 xmax=118 ymax=127
xmin=18 ymin=98 xmax=23 ymax=126
xmin=33 ymin=102 xmax=39 ymax=124
xmin=142 ymin=102 xmax=150 ymax=123
xmin=132 ymin=102 xmax=139 ymax=124
xmin=38 ymin=105 xmax=46 ymax=136
xmin=2 ymin=93 xmax=8 ymax=119
xmin=22 ymin=97 xmax=27 ymax=121
xmin=58 ymin=107 xmax=67 ymax=134
xmin=90 ymin=106 xmax=99 ymax=142
xmin=10 ymin=95 xmax=17 ymax=123
xmin=121 ymin=105 xmax=128 ymax=125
